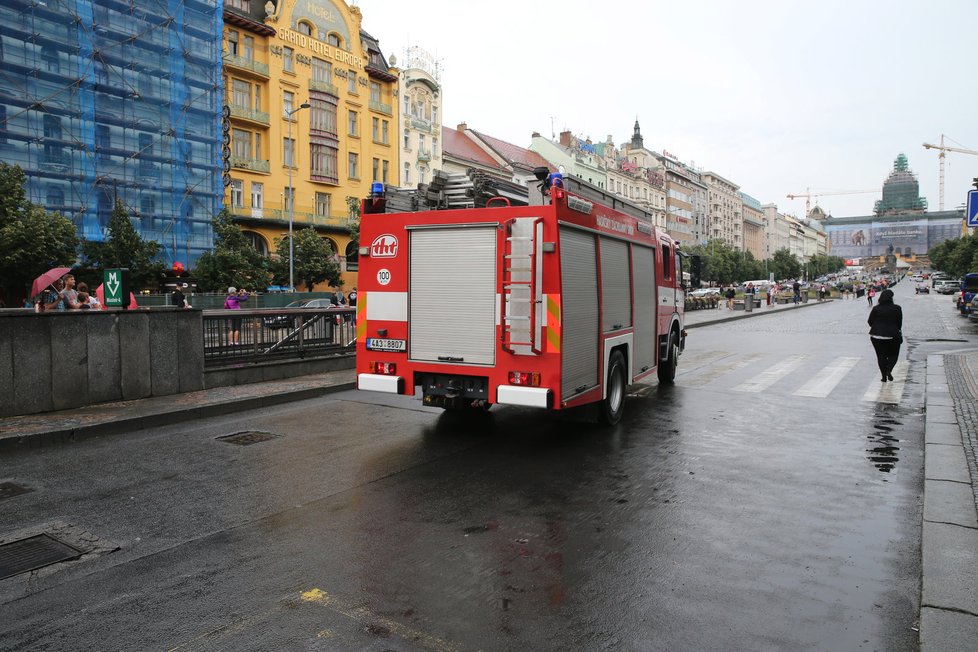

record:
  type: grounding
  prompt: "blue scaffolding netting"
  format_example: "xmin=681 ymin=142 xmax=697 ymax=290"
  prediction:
xmin=0 ymin=0 xmax=225 ymax=265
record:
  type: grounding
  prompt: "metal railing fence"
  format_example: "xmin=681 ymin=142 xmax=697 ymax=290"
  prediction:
xmin=203 ymin=307 xmax=355 ymax=368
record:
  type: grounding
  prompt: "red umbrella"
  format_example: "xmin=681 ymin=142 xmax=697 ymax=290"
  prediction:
xmin=94 ymin=284 xmax=139 ymax=310
xmin=30 ymin=267 xmax=73 ymax=298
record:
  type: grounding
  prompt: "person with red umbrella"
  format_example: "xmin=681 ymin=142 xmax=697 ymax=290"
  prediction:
xmin=30 ymin=267 xmax=74 ymax=312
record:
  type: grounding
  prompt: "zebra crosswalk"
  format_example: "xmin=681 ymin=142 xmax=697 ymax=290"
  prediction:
xmin=675 ymin=352 xmax=910 ymax=404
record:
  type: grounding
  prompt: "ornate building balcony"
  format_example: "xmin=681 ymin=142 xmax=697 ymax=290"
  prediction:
xmin=224 ymin=53 xmax=269 ymax=78
xmin=369 ymin=100 xmax=392 ymax=115
xmin=417 ymin=148 xmax=431 ymax=162
xmin=231 ymin=157 xmax=270 ymax=173
xmin=411 ymin=117 xmax=432 ymax=133
xmin=228 ymin=104 xmax=269 ymax=125
xmin=310 ymin=79 xmax=340 ymax=96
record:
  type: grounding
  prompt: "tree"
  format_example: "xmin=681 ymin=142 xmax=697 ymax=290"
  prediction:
xmin=769 ymin=248 xmax=801 ymax=280
xmin=193 ymin=209 xmax=269 ymax=292
xmin=270 ymin=227 xmax=341 ymax=292
xmin=80 ymin=199 xmax=164 ymax=288
xmin=346 ymin=195 xmax=360 ymax=248
xmin=0 ymin=162 xmax=29 ymax=230
xmin=0 ymin=163 xmax=78 ymax=301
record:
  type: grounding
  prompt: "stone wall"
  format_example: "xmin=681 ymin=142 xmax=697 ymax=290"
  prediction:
xmin=0 ymin=309 xmax=203 ymax=417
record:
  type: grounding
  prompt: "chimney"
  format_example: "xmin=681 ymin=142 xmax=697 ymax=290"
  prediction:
xmin=531 ymin=131 xmax=541 ymax=138
xmin=457 ymin=122 xmax=468 ymax=132
xmin=559 ymin=130 xmax=572 ymax=147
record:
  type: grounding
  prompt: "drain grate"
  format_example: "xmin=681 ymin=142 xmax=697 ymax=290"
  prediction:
xmin=0 ymin=482 xmax=32 ymax=501
xmin=216 ymin=431 xmax=280 ymax=446
xmin=0 ymin=534 xmax=83 ymax=580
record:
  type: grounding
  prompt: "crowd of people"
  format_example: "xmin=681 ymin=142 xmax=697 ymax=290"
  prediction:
xmin=31 ymin=274 xmax=101 ymax=312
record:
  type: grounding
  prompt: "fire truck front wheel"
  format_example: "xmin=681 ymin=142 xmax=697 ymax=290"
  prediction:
xmin=600 ymin=350 xmax=627 ymax=425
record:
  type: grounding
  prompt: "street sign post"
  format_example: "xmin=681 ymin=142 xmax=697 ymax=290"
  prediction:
xmin=103 ymin=268 xmax=130 ymax=309
xmin=968 ymin=189 xmax=978 ymax=228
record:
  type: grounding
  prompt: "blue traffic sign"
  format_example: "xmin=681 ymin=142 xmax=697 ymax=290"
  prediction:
xmin=968 ymin=189 xmax=978 ymax=228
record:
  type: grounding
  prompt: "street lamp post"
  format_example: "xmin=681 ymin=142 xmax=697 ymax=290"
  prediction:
xmin=286 ymin=102 xmax=310 ymax=292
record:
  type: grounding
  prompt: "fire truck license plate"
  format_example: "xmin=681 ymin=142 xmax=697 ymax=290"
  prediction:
xmin=366 ymin=338 xmax=406 ymax=352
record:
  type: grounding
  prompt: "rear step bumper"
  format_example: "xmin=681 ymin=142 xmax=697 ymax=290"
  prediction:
xmin=358 ymin=373 xmax=404 ymax=394
xmin=496 ymin=386 xmax=551 ymax=408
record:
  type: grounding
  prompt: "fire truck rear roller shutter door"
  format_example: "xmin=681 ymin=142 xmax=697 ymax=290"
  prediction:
xmin=631 ymin=244 xmax=656 ymax=373
xmin=559 ymin=226 xmax=599 ymax=399
xmin=409 ymin=226 xmax=497 ymax=365
xmin=600 ymin=237 xmax=632 ymax=331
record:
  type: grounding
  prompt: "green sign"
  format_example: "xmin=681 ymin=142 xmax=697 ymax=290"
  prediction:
xmin=103 ymin=268 xmax=130 ymax=308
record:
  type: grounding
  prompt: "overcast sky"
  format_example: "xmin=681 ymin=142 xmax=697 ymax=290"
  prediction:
xmin=353 ymin=0 xmax=977 ymax=220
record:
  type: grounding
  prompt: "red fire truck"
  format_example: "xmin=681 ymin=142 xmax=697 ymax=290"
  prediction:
xmin=355 ymin=173 xmax=695 ymax=424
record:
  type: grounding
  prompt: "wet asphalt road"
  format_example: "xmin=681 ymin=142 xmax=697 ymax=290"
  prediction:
xmin=1 ymin=285 xmax=976 ymax=651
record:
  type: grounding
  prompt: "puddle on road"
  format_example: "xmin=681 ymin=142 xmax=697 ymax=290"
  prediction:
xmin=865 ymin=405 xmax=904 ymax=477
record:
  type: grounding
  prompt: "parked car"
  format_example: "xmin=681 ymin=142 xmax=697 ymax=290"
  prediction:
xmin=689 ymin=287 xmax=721 ymax=297
xmin=262 ymin=299 xmax=311 ymax=329
xmin=935 ymin=279 xmax=958 ymax=294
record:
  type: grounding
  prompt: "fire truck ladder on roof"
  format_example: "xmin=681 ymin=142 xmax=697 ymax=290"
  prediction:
xmin=501 ymin=217 xmax=543 ymax=354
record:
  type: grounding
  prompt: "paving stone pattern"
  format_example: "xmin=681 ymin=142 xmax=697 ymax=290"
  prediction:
xmin=945 ymin=354 xmax=978 ymax=514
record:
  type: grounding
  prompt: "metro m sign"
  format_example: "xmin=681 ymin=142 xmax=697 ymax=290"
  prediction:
xmin=371 ymin=234 xmax=399 ymax=258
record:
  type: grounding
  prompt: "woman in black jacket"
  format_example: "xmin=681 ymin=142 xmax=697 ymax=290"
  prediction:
xmin=867 ymin=289 xmax=903 ymax=382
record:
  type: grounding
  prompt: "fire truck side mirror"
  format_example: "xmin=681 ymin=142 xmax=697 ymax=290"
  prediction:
xmin=690 ymin=255 xmax=702 ymax=288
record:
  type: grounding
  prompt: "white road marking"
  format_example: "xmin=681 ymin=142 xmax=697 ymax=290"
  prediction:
xmin=680 ymin=352 xmax=763 ymax=387
xmin=793 ymin=356 xmax=862 ymax=398
xmin=862 ymin=360 xmax=909 ymax=404
xmin=734 ymin=355 xmax=808 ymax=393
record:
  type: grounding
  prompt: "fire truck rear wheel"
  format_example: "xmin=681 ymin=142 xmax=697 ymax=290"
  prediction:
xmin=600 ymin=350 xmax=627 ymax=425
xmin=658 ymin=334 xmax=679 ymax=384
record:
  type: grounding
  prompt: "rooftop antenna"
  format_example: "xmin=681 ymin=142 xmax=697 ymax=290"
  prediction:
xmin=550 ymin=116 xmax=556 ymax=140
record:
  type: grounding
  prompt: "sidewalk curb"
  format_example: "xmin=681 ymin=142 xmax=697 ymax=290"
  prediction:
xmin=685 ymin=299 xmax=826 ymax=329
xmin=0 ymin=381 xmax=357 ymax=453
xmin=919 ymin=353 xmax=978 ymax=652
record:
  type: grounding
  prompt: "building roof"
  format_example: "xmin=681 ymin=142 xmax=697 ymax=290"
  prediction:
xmin=470 ymin=130 xmax=551 ymax=171
xmin=442 ymin=126 xmax=502 ymax=169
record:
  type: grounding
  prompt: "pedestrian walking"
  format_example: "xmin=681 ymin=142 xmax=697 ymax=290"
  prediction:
xmin=171 ymin=283 xmax=190 ymax=309
xmin=792 ymin=280 xmax=801 ymax=304
xmin=224 ymin=286 xmax=248 ymax=345
xmin=725 ymin=286 xmax=735 ymax=310
xmin=867 ymin=289 xmax=902 ymax=382
xmin=867 ymin=287 xmax=876 ymax=306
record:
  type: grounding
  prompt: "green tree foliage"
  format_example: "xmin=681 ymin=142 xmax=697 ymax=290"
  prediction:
xmin=193 ymin=209 xmax=269 ymax=292
xmin=0 ymin=163 xmax=79 ymax=299
xmin=346 ymin=195 xmax=360 ymax=248
xmin=929 ymin=234 xmax=978 ymax=278
xmin=0 ymin=162 xmax=29 ymax=229
xmin=685 ymin=239 xmax=765 ymax=284
xmin=0 ymin=205 xmax=80 ymax=298
xmin=80 ymin=199 xmax=164 ymax=288
xmin=270 ymin=227 xmax=341 ymax=292
xmin=806 ymin=254 xmax=846 ymax=278
xmin=769 ymin=248 xmax=802 ymax=280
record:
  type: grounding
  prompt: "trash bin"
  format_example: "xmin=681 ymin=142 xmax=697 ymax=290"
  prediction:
xmin=745 ymin=294 xmax=753 ymax=312
xmin=802 ymin=291 xmax=809 ymax=303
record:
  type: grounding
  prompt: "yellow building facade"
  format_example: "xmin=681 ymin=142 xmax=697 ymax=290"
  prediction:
xmin=222 ymin=0 xmax=398 ymax=290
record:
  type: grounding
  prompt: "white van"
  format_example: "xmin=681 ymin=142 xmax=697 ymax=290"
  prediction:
xmin=743 ymin=280 xmax=773 ymax=289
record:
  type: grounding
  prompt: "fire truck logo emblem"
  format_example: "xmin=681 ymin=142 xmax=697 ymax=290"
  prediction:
xmin=371 ymin=234 xmax=399 ymax=258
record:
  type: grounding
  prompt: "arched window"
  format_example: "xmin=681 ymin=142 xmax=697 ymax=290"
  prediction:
xmin=243 ymin=230 xmax=269 ymax=257
xmin=327 ymin=33 xmax=341 ymax=47
xmin=345 ymin=240 xmax=358 ymax=271
xmin=322 ymin=237 xmax=338 ymax=255
xmin=297 ymin=21 xmax=313 ymax=36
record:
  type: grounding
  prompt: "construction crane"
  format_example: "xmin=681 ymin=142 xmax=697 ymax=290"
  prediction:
xmin=923 ymin=135 xmax=978 ymax=211
xmin=785 ymin=188 xmax=878 ymax=216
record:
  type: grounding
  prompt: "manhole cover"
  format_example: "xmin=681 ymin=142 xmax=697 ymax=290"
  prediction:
xmin=0 ymin=534 xmax=83 ymax=580
xmin=216 ymin=431 xmax=280 ymax=446
xmin=0 ymin=482 xmax=32 ymax=501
